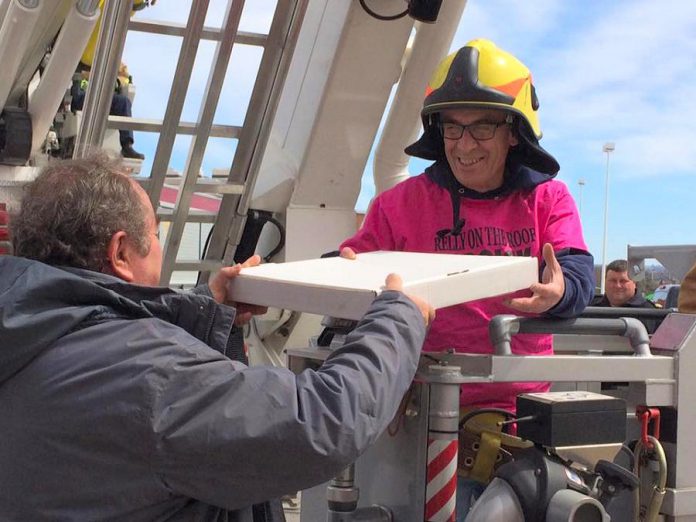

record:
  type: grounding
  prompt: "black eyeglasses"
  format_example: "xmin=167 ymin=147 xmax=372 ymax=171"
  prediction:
xmin=439 ymin=115 xmax=513 ymax=141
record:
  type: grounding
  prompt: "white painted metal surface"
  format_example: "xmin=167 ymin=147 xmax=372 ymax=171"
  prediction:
xmin=287 ymin=0 xmax=414 ymax=210
xmin=372 ymin=0 xmax=468 ymax=195
xmin=0 ymin=0 xmax=43 ymax=110
xmin=28 ymin=2 xmax=99 ymax=153
xmin=290 ymin=314 xmax=696 ymax=520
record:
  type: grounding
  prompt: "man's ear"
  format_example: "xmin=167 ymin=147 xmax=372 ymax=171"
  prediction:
xmin=106 ymin=231 xmax=135 ymax=282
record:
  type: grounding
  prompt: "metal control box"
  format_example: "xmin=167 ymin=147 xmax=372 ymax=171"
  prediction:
xmin=516 ymin=391 xmax=626 ymax=447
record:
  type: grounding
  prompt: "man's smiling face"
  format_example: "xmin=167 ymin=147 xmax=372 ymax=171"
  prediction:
xmin=440 ymin=108 xmax=517 ymax=192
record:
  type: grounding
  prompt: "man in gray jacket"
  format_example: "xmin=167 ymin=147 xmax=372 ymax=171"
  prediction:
xmin=0 ymin=154 xmax=433 ymax=521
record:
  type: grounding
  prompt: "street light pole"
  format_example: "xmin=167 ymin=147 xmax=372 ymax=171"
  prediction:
xmin=600 ymin=142 xmax=615 ymax=295
xmin=577 ymin=178 xmax=586 ymax=217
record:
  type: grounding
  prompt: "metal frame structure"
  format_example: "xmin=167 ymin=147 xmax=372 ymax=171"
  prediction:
xmin=73 ymin=0 xmax=131 ymax=157
xmin=287 ymin=313 xmax=696 ymax=521
xmin=628 ymin=244 xmax=696 ymax=287
xmin=73 ymin=0 xmax=309 ymax=285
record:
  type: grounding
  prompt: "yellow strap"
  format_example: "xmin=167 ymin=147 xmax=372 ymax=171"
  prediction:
xmin=469 ymin=430 xmax=502 ymax=483
xmin=460 ymin=412 xmax=505 ymax=484
xmin=458 ymin=409 xmax=534 ymax=482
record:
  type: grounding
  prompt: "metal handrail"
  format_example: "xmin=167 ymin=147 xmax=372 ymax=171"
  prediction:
xmin=489 ymin=315 xmax=652 ymax=357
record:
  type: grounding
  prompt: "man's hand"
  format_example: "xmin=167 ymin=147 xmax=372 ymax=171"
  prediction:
xmin=384 ymin=273 xmax=435 ymax=326
xmin=340 ymin=246 xmax=357 ymax=260
xmin=344 ymin=249 xmax=434 ymax=324
xmin=208 ymin=255 xmax=268 ymax=325
xmin=506 ymin=243 xmax=565 ymax=314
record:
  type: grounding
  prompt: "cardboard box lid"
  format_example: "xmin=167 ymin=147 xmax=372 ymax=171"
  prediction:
xmin=227 ymin=251 xmax=538 ymax=320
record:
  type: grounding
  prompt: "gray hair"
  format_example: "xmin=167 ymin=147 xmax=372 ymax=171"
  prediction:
xmin=11 ymin=153 xmax=151 ymax=272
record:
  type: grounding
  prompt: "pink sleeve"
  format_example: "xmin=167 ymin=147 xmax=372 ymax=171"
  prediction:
xmin=540 ymin=183 xmax=588 ymax=251
xmin=340 ymin=197 xmax=397 ymax=253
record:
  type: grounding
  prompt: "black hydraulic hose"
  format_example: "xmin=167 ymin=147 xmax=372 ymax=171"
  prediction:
xmin=263 ymin=215 xmax=285 ymax=263
xmin=458 ymin=407 xmax=516 ymax=431
xmin=358 ymin=0 xmax=408 ymax=21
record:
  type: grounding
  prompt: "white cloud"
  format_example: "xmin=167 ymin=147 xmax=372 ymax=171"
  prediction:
xmin=509 ymin=0 xmax=696 ymax=179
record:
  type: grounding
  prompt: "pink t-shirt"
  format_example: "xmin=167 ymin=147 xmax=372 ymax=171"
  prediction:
xmin=341 ymin=173 xmax=587 ymax=410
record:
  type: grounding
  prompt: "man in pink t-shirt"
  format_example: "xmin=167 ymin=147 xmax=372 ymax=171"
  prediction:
xmin=340 ymin=39 xmax=595 ymax=518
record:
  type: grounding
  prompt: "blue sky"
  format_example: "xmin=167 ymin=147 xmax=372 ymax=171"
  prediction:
xmin=123 ymin=0 xmax=696 ymax=266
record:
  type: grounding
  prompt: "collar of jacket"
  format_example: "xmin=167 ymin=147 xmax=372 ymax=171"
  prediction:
xmin=425 ymin=158 xmax=554 ymax=198
xmin=424 ymin=159 xmax=554 ymax=235
xmin=592 ymin=291 xmax=654 ymax=308
xmin=61 ymin=266 xmax=238 ymax=357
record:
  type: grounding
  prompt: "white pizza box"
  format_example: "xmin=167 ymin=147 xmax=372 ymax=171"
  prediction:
xmin=227 ymin=251 xmax=538 ymax=320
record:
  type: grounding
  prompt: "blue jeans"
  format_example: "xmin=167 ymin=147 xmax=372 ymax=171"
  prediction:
xmin=71 ymin=90 xmax=134 ymax=146
xmin=456 ymin=478 xmax=486 ymax=521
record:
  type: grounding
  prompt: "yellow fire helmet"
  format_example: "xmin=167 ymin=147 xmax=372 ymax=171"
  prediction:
xmin=405 ymin=38 xmax=559 ymax=175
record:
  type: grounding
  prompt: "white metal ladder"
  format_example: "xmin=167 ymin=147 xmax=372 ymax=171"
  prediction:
xmin=75 ymin=0 xmax=307 ymax=285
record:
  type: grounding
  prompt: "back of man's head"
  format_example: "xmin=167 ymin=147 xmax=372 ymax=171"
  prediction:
xmin=11 ymin=154 xmax=149 ymax=273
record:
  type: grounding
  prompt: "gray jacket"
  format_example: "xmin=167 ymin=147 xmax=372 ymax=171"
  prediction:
xmin=0 ymin=256 xmax=426 ymax=521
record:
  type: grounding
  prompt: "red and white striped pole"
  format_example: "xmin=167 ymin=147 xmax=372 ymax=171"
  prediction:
xmin=424 ymin=364 xmax=461 ymax=522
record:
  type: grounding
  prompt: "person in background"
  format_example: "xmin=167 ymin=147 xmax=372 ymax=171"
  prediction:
xmin=591 ymin=259 xmax=658 ymax=333
xmin=70 ymin=0 xmax=155 ymax=159
xmin=0 ymin=153 xmax=434 ymax=521
xmin=71 ymin=62 xmax=144 ymax=160
xmin=339 ymin=39 xmax=594 ymax=518
xmin=592 ymin=259 xmax=655 ymax=309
